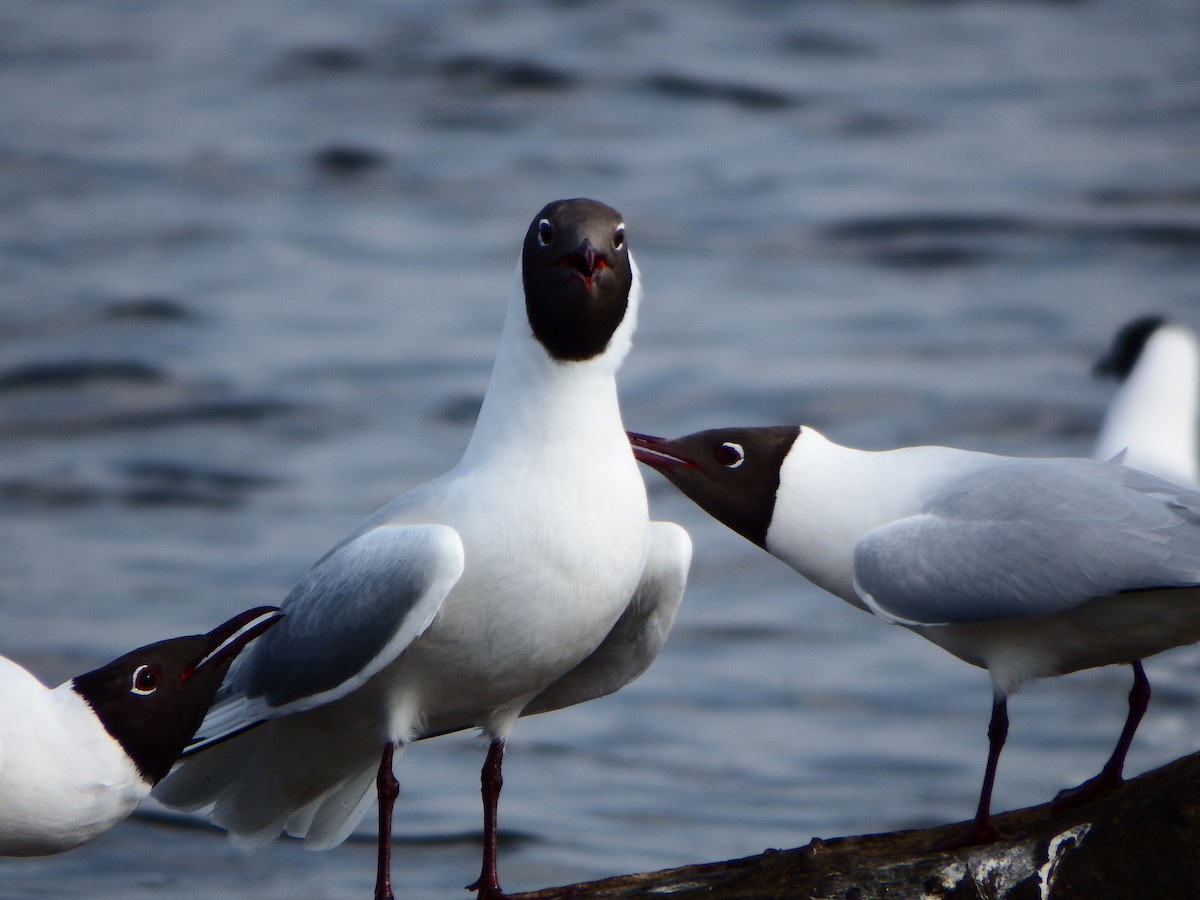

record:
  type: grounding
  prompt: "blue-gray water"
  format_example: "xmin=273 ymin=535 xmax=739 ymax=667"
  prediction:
xmin=2 ymin=0 xmax=1199 ymax=897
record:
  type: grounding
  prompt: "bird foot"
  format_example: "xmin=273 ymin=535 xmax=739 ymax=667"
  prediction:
xmin=1052 ymin=770 xmax=1122 ymax=813
xmin=466 ymin=879 xmax=510 ymax=900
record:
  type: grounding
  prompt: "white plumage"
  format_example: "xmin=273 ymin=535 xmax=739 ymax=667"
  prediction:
xmin=155 ymin=199 xmax=691 ymax=899
xmin=0 ymin=657 xmax=146 ymax=856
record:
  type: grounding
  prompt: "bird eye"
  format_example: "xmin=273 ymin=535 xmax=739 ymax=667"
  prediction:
xmin=130 ymin=665 xmax=160 ymax=696
xmin=613 ymin=223 xmax=626 ymax=251
xmin=715 ymin=441 xmax=745 ymax=469
xmin=536 ymin=218 xmax=555 ymax=248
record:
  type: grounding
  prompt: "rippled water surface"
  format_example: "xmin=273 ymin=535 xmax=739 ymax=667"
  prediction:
xmin=2 ymin=1 xmax=1199 ymax=897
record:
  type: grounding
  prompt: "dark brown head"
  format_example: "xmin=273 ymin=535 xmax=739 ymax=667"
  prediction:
xmin=522 ymin=198 xmax=633 ymax=362
xmin=71 ymin=606 xmax=281 ymax=784
xmin=1094 ymin=315 xmax=1168 ymax=381
xmin=629 ymin=427 xmax=801 ymax=547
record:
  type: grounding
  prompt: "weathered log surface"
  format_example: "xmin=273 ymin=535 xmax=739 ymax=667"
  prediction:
xmin=514 ymin=749 xmax=1200 ymax=899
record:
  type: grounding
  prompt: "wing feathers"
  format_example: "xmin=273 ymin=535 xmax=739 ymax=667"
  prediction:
xmin=189 ymin=524 xmax=464 ymax=747
xmin=855 ymin=460 xmax=1200 ymax=625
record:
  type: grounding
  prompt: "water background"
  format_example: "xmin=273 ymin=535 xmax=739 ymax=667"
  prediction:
xmin=2 ymin=0 xmax=1199 ymax=896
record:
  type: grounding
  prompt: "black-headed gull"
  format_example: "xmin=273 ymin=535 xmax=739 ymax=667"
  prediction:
xmin=1094 ymin=315 xmax=1200 ymax=487
xmin=0 ymin=607 xmax=280 ymax=856
xmin=629 ymin=425 xmax=1200 ymax=847
xmin=155 ymin=199 xmax=691 ymax=899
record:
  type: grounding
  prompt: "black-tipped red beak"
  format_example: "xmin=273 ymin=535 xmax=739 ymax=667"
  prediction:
xmin=181 ymin=606 xmax=283 ymax=682
xmin=627 ymin=432 xmax=701 ymax=470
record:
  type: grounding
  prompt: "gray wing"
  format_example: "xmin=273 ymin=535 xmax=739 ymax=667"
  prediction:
xmin=523 ymin=521 xmax=691 ymax=716
xmin=854 ymin=458 xmax=1200 ymax=626
xmin=189 ymin=524 xmax=464 ymax=749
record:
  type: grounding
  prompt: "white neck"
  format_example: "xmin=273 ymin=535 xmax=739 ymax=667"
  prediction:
xmin=460 ymin=258 xmax=641 ymax=469
xmin=1094 ymin=324 xmax=1200 ymax=486
xmin=0 ymin=660 xmax=148 ymax=856
xmin=768 ymin=428 xmax=997 ymax=608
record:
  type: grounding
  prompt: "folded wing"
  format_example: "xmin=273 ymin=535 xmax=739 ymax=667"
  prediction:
xmin=854 ymin=459 xmax=1200 ymax=626
xmin=187 ymin=524 xmax=465 ymax=751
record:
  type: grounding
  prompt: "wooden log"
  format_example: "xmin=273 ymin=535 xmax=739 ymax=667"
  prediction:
xmin=515 ymin=749 xmax=1200 ymax=899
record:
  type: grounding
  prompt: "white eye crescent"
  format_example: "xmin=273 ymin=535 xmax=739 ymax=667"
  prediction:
xmin=613 ymin=223 xmax=626 ymax=250
xmin=536 ymin=218 xmax=555 ymax=248
xmin=130 ymin=664 xmax=160 ymax=696
xmin=716 ymin=441 xmax=745 ymax=469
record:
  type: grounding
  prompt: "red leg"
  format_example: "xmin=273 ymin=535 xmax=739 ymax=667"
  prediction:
xmin=375 ymin=743 xmax=399 ymax=900
xmin=466 ymin=738 xmax=509 ymax=899
xmin=1054 ymin=660 xmax=1150 ymax=811
xmin=932 ymin=694 xmax=1007 ymax=851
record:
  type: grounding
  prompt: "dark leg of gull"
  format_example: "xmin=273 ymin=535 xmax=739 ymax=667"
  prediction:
xmin=467 ymin=738 xmax=508 ymax=899
xmin=1053 ymin=660 xmax=1150 ymax=811
xmin=931 ymin=694 xmax=1007 ymax=852
xmin=375 ymin=742 xmax=400 ymax=900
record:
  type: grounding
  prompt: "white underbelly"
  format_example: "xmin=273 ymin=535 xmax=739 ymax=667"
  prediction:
xmin=389 ymin=506 xmax=649 ymax=735
xmin=916 ymin=587 xmax=1200 ymax=695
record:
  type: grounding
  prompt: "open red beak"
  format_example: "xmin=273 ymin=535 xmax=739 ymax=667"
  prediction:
xmin=560 ymin=238 xmax=608 ymax=287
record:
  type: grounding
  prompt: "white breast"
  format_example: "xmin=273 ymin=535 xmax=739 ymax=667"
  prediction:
xmin=367 ymin=324 xmax=650 ymax=737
